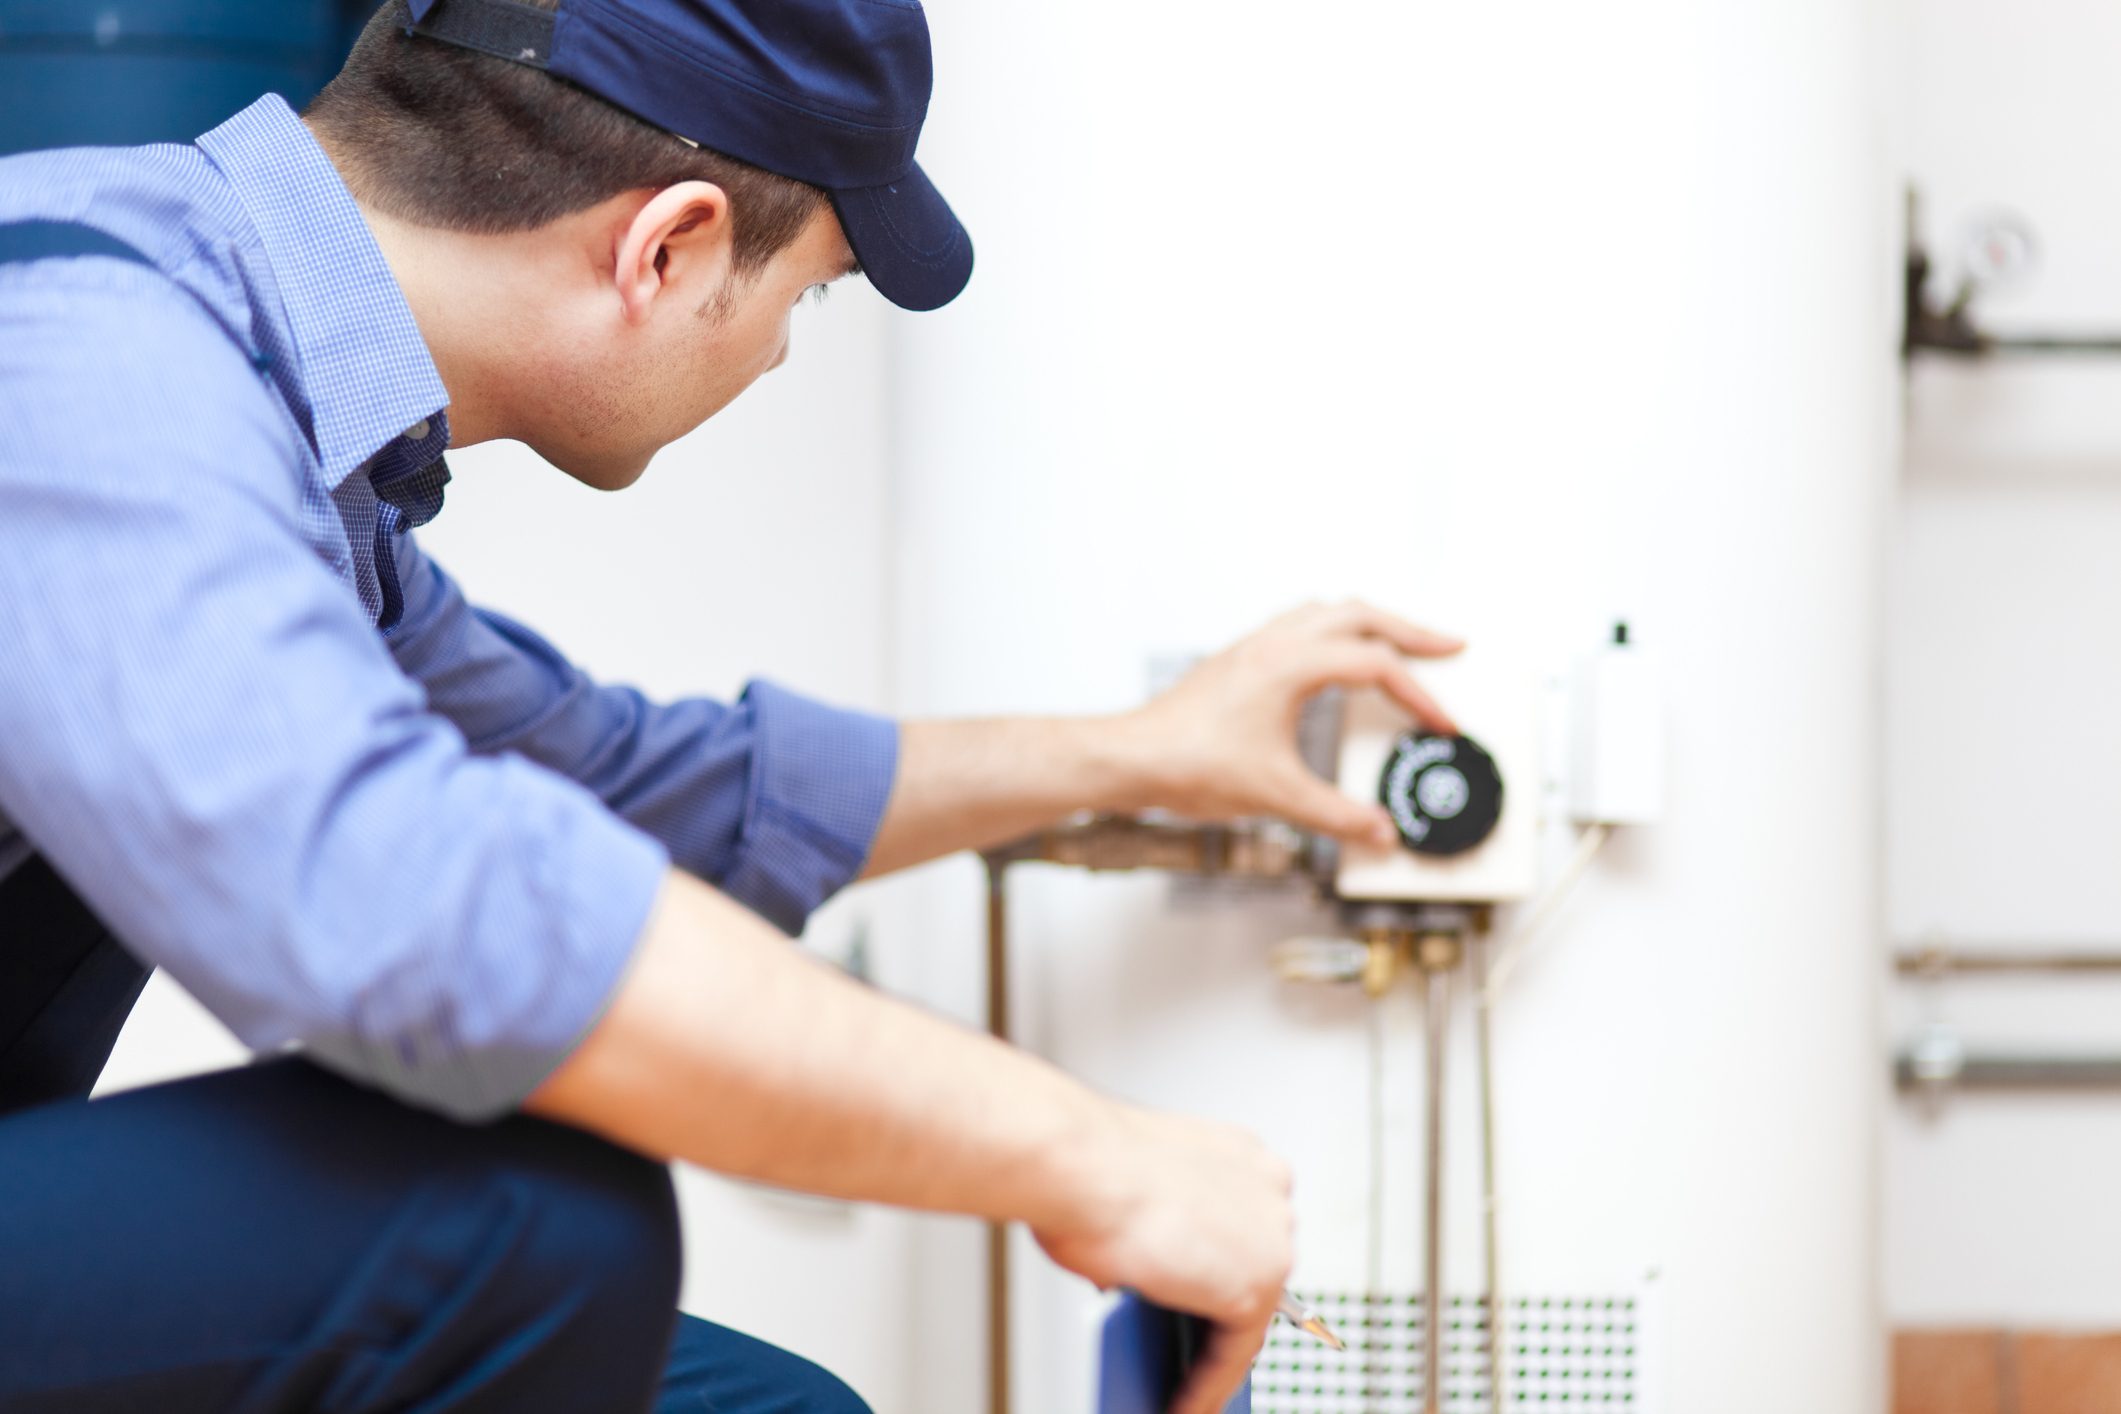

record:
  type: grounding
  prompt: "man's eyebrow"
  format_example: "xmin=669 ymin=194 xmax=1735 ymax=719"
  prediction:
xmin=837 ymin=251 xmax=863 ymax=280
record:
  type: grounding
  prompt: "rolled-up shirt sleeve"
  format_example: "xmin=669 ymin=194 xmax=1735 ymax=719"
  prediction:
xmin=0 ymin=264 xmax=667 ymax=1121
xmin=385 ymin=534 xmax=900 ymax=937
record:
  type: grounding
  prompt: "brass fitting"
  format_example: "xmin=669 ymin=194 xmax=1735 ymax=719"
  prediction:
xmin=1413 ymin=929 xmax=1464 ymax=974
xmin=1356 ymin=926 xmax=1411 ymax=997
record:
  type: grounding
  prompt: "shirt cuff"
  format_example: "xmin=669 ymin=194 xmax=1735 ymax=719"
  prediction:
xmin=716 ymin=680 xmax=898 ymax=935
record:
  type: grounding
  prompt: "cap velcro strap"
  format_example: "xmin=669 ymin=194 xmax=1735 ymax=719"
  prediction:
xmin=406 ymin=0 xmax=555 ymax=70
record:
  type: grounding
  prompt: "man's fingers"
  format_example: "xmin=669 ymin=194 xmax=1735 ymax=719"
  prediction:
xmin=1170 ymin=1319 xmax=1271 ymax=1414
xmin=1373 ymin=661 xmax=1456 ymax=734
xmin=1274 ymin=769 xmax=1398 ymax=847
xmin=1263 ymin=600 xmax=1333 ymax=633
xmin=1300 ymin=642 xmax=1458 ymax=734
xmin=1310 ymin=600 xmax=1464 ymax=659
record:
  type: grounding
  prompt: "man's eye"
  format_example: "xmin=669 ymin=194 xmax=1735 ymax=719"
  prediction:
xmin=804 ymin=284 xmax=831 ymax=306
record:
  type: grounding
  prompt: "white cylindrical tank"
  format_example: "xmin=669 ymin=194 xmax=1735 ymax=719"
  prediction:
xmin=890 ymin=1 xmax=1892 ymax=1410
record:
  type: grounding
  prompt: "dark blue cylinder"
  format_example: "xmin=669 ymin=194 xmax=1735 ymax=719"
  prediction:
xmin=0 ymin=2 xmax=377 ymax=156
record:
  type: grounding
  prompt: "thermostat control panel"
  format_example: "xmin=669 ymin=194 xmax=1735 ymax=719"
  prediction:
xmin=1335 ymin=653 xmax=1539 ymax=902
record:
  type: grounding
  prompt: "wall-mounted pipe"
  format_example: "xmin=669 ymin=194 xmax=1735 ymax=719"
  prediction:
xmin=1894 ymin=1055 xmax=2121 ymax=1091
xmin=980 ymin=814 xmax=1331 ymax=1414
xmin=1474 ymin=936 xmax=1506 ymax=1414
xmin=1411 ymin=931 xmax=1464 ymax=1414
xmin=985 ymin=812 xmax=1325 ymax=881
xmin=983 ymin=860 xmax=1012 ymax=1414
xmin=1902 ymin=190 xmax=2121 ymax=358
xmin=1891 ymin=950 xmax=2121 ymax=1103
xmin=1894 ymin=948 xmax=2121 ymax=976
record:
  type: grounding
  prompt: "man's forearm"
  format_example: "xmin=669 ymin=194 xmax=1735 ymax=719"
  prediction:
xmin=527 ymin=868 xmax=1126 ymax=1223
xmin=859 ymin=603 xmax=1465 ymax=877
xmin=860 ymin=716 xmax=1159 ymax=877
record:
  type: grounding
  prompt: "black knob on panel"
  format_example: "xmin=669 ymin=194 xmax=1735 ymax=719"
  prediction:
xmin=1377 ymin=733 xmax=1504 ymax=856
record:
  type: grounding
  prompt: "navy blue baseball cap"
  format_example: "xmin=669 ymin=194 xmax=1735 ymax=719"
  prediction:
xmin=401 ymin=0 xmax=973 ymax=311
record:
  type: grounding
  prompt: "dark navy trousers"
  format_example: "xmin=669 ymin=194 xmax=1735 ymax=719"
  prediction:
xmin=0 ymin=856 xmax=870 ymax=1414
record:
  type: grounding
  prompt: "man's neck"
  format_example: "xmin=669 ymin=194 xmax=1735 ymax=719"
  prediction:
xmin=306 ymin=118 xmax=518 ymax=449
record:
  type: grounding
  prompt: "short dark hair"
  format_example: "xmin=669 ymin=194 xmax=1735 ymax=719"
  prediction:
xmin=305 ymin=0 xmax=828 ymax=277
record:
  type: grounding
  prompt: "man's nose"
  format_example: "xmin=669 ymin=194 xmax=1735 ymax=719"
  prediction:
xmin=769 ymin=329 xmax=791 ymax=372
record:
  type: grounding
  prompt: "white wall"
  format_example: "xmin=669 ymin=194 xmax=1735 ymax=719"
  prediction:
xmin=895 ymin=2 xmax=1896 ymax=1411
xmin=1886 ymin=0 xmax=2121 ymax=1329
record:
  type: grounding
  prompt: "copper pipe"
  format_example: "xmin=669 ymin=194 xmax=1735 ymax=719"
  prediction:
xmin=984 ymin=859 xmax=1011 ymax=1414
xmin=990 ymin=813 xmax=1321 ymax=880
xmin=1414 ymin=931 xmax=1463 ymax=1414
xmin=1895 ymin=948 xmax=2121 ymax=976
xmin=1475 ymin=932 xmax=1506 ymax=1414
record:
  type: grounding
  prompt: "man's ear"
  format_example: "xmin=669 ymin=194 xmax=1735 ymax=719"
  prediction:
xmin=614 ymin=180 xmax=733 ymax=324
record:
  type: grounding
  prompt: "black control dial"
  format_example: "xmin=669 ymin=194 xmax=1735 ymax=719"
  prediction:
xmin=1378 ymin=732 xmax=1504 ymax=856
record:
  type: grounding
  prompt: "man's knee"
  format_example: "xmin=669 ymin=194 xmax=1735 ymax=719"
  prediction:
xmin=295 ymin=1074 xmax=684 ymax=1350
xmin=18 ymin=1062 xmax=689 ymax=1414
xmin=476 ymin=1114 xmax=684 ymax=1341
xmin=660 ymin=1313 xmax=876 ymax=1414
xmin=313 ymin=1111 xmax=684 ymax=1413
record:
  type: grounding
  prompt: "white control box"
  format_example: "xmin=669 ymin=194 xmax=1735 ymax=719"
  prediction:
xmin=1568 ymin=633 xmax=1666 ymax=825
xmin=1334 ymin=653 xmax=1539 ymax=903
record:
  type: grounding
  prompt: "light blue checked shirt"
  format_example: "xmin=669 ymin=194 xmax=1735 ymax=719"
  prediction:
xmin=0 ymin=96 xmax=898 ymax=1120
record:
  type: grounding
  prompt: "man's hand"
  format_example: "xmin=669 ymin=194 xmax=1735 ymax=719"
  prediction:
xmin=862 ymin=599 xmax=1462 ymax=874
xmin=1121 ymin=600 xmax=1462 ymax=849
xmin=1037 ymin=1109 xmax=1293 ymax=1414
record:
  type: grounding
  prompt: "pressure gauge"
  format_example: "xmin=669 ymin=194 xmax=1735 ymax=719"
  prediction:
xmin=1961 ymin=209 xmax=2039 ymax=289
xmin=1378 ymin=733 xmax=1504 ymax=856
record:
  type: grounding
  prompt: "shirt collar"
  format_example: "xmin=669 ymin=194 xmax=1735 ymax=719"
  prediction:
xmin=196 ymin=96 xmax=450 ymax=491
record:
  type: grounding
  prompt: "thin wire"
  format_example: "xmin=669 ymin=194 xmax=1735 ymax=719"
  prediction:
xmin=1483 ymin=823 xmax=1611 ymax=1001
xmin=1476 ymin=820 xmax=1613 ymax=1412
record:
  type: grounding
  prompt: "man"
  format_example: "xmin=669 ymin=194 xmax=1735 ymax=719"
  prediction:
xmin=0 ymin=1 xmax=1460 ymax=1410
